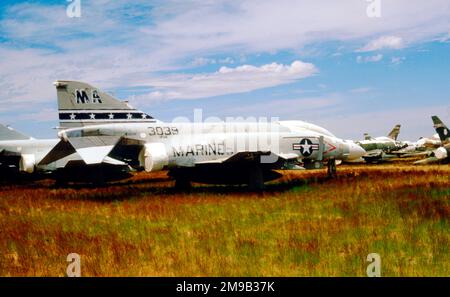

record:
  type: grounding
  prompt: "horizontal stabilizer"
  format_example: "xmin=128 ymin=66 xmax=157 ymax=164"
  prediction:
xmin=76 ymin=146 xmax=114 ymax=164
xmin=39 ymin=136 xmax=121 ymax=166
xmin=67 ymin=136 xmax=120 ymax=164
xmin=0 ymin=124 xmax=31 ymax=141
xmin=39 ymin=140 xmax=76 ymax=165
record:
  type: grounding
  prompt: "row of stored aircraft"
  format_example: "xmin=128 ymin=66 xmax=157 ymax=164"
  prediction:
xmin=351 ymin=118 xmax=449 ymax=165
xmin=0 ymin=81 xmax=448 ymax=189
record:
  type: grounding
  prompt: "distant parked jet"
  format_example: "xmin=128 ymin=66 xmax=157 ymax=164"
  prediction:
xmin=354 ymin=124 xmax=407 ymax=163
xmin=414 ymin=116 xmax=450 ymax=165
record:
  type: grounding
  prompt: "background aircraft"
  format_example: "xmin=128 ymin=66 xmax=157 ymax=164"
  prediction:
xmin=354 ymin=125 xmax=407 ymax=163
xmin=390 ymin=135 xmax=439 ymax=158
xmin=0 ymin=124 xmax=131 ymax=182
xmin=414 ymin=116 xmax=450 ymax=165
xmin=0 ymin=124 xmax=57 ymax=174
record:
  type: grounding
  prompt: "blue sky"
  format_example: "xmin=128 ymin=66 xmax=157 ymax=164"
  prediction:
xmin=0 ymin=0 xmax=449 ymax=140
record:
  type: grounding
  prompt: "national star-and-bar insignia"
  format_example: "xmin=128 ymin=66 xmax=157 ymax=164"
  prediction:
xmin=293 ymin=138 xmax=320 ymax=157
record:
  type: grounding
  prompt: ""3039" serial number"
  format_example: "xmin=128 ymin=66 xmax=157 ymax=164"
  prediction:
xmin=147 ymin=126 xmax=179 ymax=136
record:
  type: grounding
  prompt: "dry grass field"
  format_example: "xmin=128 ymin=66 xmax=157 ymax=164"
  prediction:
xmin=0 ymin=163 xmax=449 ymax=276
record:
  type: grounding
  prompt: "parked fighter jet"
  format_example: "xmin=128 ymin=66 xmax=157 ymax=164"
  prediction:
xmin=37 ymin=80 xmax=366 ymax=189
xmin=414 ymin=116 xmax=450 ymax=165
xmin=0 ymin=124 xmax=131 ymax=182
xmin=389 ymin=136 xmax=438 ymax=157
xmin=0 ymin=124 xmax=57 ymax=174
xmin=354 ymin=125 xmax=407 ymax=163
xmin=0 ymin=80 xmax=163 ymax=181
xmin=416 ymin=134 xmax=442 ymax=149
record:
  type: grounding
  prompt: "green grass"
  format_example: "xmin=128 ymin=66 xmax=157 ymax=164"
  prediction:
xmin=0 ymin=164 xmax=449 ymax=276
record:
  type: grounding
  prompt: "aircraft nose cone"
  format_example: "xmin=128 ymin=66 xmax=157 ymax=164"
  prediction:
xmin=347 ymin=142 xmax=366 ymax=160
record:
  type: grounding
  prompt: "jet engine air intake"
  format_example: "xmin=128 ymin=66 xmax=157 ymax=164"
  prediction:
xmin=139 ymin=143 xmax=169 ymax=172
xmin=19 ymin=154 xmax=36 ymax=173
xmin=434 ymin=147 xmax=449 ymax=160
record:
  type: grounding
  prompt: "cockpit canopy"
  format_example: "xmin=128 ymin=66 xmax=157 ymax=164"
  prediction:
xmin=279 ymin=120 xmax=336 ymax=138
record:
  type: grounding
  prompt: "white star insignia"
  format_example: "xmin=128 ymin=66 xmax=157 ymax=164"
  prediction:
xmin=89 ymin=113 xmax=96 ymax=119
xmin=141 ymin=114 xmax=147 ymax=119
xmin=108 ymin=113 xmax=114 ymax=119
xmin=127 ymin=113 xmax=132 ymax=119
xmin=301 ymin=143 xmax=312 ymax=154
xmin=69 ymin=113 xmax=76 ymax=120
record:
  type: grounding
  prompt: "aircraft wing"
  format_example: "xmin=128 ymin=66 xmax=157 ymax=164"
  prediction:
xmin=363 ymin=149 xmax=383 ymax=158
xmin=394 ymin=150 xmax=431 ymax=158
xmin=413 ymin=156 xmax=440 ymax=165
xmin=39 ymin=139 xmax=76 ymax=165
xmin=0 ymin=148 xmax=21 ymax=157
xmin=0 ymin=124 xmax=31 ymax=141
xmin=194 ymin=151 xmax=299 ymax=165
xmin=68 ymin=136 xmax=120 ymax=164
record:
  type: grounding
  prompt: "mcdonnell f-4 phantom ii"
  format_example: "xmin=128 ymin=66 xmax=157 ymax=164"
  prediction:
xmin=7 ymin=80 xmax=367 ymax=189
xmin=0 ymin=124 xmax=58 ymax=175
xmin=0 ymin=123 xmax=133 ymax=182
xmin=389 ymin=134 xmax=440 ymax=158
xmin=414 ymin=116 xmax=450 ymax=165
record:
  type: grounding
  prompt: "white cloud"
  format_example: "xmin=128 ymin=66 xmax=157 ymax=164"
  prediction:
xmin=356 ymin=54 xmax=383 ymax=63
xmin=367 ymin=54 xmax=383 ymax=62
xmin=203 ymin=94 xmax=450 ymax=141
xmin=437 ymin=33 xmax=450 ymax=43
xmin=219 ymin=95 xmax=341 ymax=117
xmin=147 ymin=1 xmax=450 ymax=55
xmin=357 ymin=36 xmax=405 ymax=52
xmin=191 ymin=57 xmax=216 ymax=66
xmin=391 ymin=56 xmax=406 ymax=65
xmin=191 ymin=56 xmax=235 ymax=67
xmin=314 ymin=105 xmax=450 ymax=141
xmin=0 ymin=0 xmax=450 ymax=114
xmin=134 ymin=60 xmax=318 ymax=102
xmin=18 ymin=108 xmax=57 ymax=122
xmin=218 ymin=57 xmax=235 ymax=64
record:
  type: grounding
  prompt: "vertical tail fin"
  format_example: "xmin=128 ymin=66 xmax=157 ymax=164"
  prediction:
xmin=387 ymin=124 xmax=401 ymax=140
xmin=432 ymin=116 xmax=449 ymax=143
xmin=55 ymin=80 xmax=157 ymax=128
xmin=0 ymin=124 xmax=31 ymax=141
